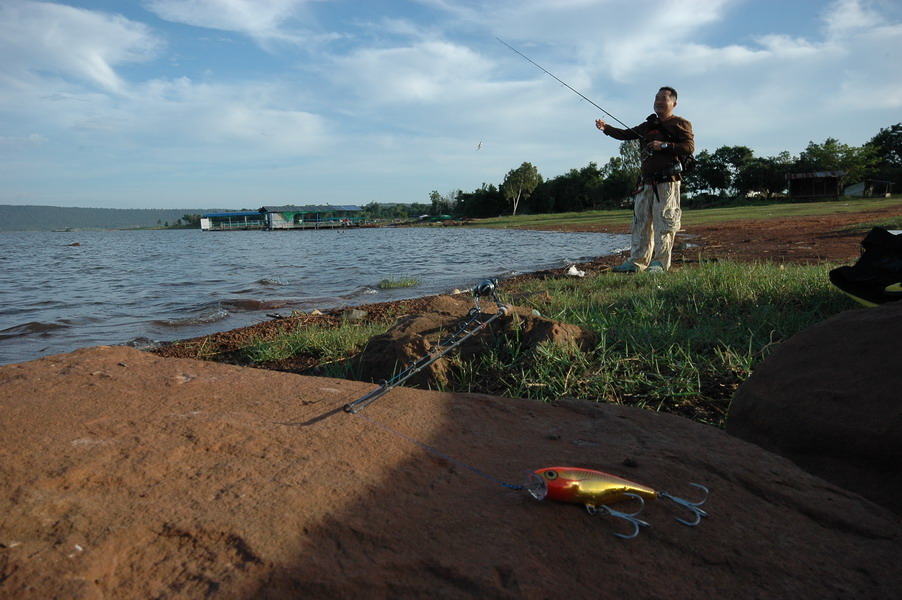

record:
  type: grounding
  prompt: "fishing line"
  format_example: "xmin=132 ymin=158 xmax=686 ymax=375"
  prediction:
xmin=495 ymin=37 xmax=644 ymax=138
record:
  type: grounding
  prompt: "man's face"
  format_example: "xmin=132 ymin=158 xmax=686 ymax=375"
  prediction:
xmin=654 ymin=90 xmax=676 ymax=118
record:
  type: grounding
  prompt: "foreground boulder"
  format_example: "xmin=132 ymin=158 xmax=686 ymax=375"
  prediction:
xmin=354 ymin=294 xmax=594 ymax=389
xmin=726 ymin=301 xmax=902 ymax=516
xmin=1 ymin=346 xmax=900 ymax=599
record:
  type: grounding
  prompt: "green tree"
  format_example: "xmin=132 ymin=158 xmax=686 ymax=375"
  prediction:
xmin=180 ymin=214 xmax=201 ymax=228
xmin=685 ymin=149 xmax=729 ymax=196
xmin=589 ymin=140 xmax=641 ymax=207
xmin=428 ymin=190 xmax=456 ymax=216
xmin=865 ymin=123 xmax=902 ymax=190
xmin=714 ymin=145 xmax=754 ymax=195
xmin=527 ymin=162 xmax=602 ymax=213
xmin=501 ymin=162 xmax=542 ymax=216
xmin=456 ymin=183 xmax=506 ymax=217
xmin=734 ymin=152 xmax=792 ymax=198
xmin=618 ymin=139 xmax=642 ymax=175
xmin=796 ymin=137 xmax=844 ymax=171
xmin=405 ymin=203 xmax=431 ymax=218
xmin=596 ymin=155 xmax=636 ymax=208
xmin=795 ymin=138 xmax=879 ymax=184
xmin=867 ymin=123 xmax=902 ymax=168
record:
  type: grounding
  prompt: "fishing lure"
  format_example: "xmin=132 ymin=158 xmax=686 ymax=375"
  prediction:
xmin=526 ymin=466 xmax=709 ymax=539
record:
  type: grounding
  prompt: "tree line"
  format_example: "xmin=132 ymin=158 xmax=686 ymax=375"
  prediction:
xmin=0 ymin=206 xmax=221 ymax=231
xmin=411 ymin=122 xmax=902 ymax=218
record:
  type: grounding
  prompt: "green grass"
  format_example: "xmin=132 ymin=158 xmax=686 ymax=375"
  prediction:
xmin=378 ymin=275 xmax=422 ymax=289
xmin=471 ymin=209 xmax=633 ymax=230
xmin=239 ymin=260 xmax=859 ymax=428
xmin=446 ymin=260 xmax=856 ymax=426
xmin=471 ymin=196 xmax=902 ymax=230
xmin=679 ymin=197 xmax=902 ymax=227
xmin=240 ymin=321 xmax=390 ymax=366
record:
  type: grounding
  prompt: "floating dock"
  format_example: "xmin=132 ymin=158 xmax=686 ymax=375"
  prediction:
xmin=201 ymin=205 xmax=363 ymax=231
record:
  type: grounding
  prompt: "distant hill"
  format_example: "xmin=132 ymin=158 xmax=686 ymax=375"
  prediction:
xmin=0 ymin=205 xmax=235 ymax=231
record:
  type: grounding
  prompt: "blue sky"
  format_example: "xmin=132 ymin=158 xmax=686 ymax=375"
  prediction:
xmin=1 ymin=0 xmax=900 ymax=209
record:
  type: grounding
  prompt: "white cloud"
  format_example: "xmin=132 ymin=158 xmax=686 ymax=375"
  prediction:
xmin=330 ymin=40 xmax=492 ymax=105
xmin=823 ymin=0 xmax=883 ymax=35
xmin=1 ymin=0 xmax=900 ymax=208
xmin=144 ymin=0 xmax=317 ymax=46
xmin=0 ymin=1 xmax=161 ymax=93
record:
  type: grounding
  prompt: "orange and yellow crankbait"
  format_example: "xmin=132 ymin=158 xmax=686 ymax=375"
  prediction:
xmin=526 ymin=466 xmax=709 ymax=539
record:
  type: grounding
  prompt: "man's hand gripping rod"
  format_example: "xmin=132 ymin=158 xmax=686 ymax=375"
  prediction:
xmin=344 ymin=280 xmax=508 ymax=414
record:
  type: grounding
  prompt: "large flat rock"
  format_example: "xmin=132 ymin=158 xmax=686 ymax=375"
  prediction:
xmin=1 ymin=346 xmax=900 ymax=598
xmin=727 ymin=302 xmax=902 ymax=515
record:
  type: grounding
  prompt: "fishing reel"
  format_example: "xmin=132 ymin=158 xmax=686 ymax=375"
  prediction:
xmin=473 ymin=278 xmax=502 ymax=312
xmin=474 ymin=278 xmax=498 ymax=299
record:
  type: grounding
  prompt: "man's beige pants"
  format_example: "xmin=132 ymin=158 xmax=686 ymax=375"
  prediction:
xmin=628 ymin=180 xmax=682 ymax=270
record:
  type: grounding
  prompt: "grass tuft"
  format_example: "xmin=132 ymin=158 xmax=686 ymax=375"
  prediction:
xmin=240 ymin=322 xmax=389 ymax=366
xmin=378 ymin=275 xmax=421 ymax=289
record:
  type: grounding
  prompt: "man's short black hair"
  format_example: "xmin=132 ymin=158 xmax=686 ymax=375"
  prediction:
xmin=659 ymin=86 xmax=678 ymax=100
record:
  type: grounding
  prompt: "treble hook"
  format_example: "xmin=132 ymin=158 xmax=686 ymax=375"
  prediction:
xmin=657 ymin=483 xmax=709 ymax=526
xmin=585 ymin=493 xmax=651 ymax=539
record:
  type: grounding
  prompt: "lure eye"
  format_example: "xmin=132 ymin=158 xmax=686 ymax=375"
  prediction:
xmin=543 ymin=470 xmax=558 ymax=480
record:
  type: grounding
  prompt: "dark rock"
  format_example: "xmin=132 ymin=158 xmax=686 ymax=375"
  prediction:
xmin=726 ymin=301 xmax=902 ymax=515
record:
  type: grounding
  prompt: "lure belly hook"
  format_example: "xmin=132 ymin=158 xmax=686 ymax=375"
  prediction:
xmin=527 ymin=467 xmax=709 ymax=539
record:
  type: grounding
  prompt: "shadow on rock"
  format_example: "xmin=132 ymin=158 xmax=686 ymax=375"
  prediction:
xmin=726 ymin=301 xmax=902 ymax=515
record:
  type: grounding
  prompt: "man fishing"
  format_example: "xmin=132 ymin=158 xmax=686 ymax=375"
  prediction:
xmin=595 ymin=86 xmax=694 ymax=273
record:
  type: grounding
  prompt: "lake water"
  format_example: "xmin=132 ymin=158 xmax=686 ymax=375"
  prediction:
xmin=0 ymin=227 xmax=628 ymax=366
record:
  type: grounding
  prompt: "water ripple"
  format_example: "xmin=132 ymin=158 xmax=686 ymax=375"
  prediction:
xmin=0 ymin=227 xmax=628 ymax=364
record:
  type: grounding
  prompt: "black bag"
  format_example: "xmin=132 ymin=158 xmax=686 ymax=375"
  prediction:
xmin=829 ymin=227 xmax=902 ymax=306
xmin=678 ymin=153 xmax=696 ymax=174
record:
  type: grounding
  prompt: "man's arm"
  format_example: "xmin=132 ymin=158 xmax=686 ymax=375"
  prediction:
xmin=595 ymin=119 xmax=644 ymax=142
xmin=661 ymin=118 xmax=694 ymax=156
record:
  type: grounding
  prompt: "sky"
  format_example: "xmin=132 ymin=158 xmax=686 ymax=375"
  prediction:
xmin=1 ymin=0 xmax=900 ymax=209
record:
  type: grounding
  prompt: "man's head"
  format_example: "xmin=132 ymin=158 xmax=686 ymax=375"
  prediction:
xmin=654 ymin=87 xmax=678 ymax=119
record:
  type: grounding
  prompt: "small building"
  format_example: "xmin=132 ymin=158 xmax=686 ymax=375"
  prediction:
xmin=260 ymin=205 xmax=362 ymax=230
xmin=843 ymin=179 xmax=895 ymax=198
xmin=200 ymin=211 xmax=267 ymax=231
xmin=786 ymin=171 xmax=845 ymax=200
xmin=201 ymin=205 xmax=363 ymax=231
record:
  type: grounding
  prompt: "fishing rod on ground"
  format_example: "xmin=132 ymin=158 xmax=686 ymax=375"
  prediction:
xmin=343 ymin=278 xmax=509 ymax=414
xmin=495 ymin=37 xmax=649 ymax=142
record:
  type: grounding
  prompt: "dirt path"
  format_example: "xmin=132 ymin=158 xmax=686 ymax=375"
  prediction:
xmin=553 ymin=202 xmax=902 ymax=265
